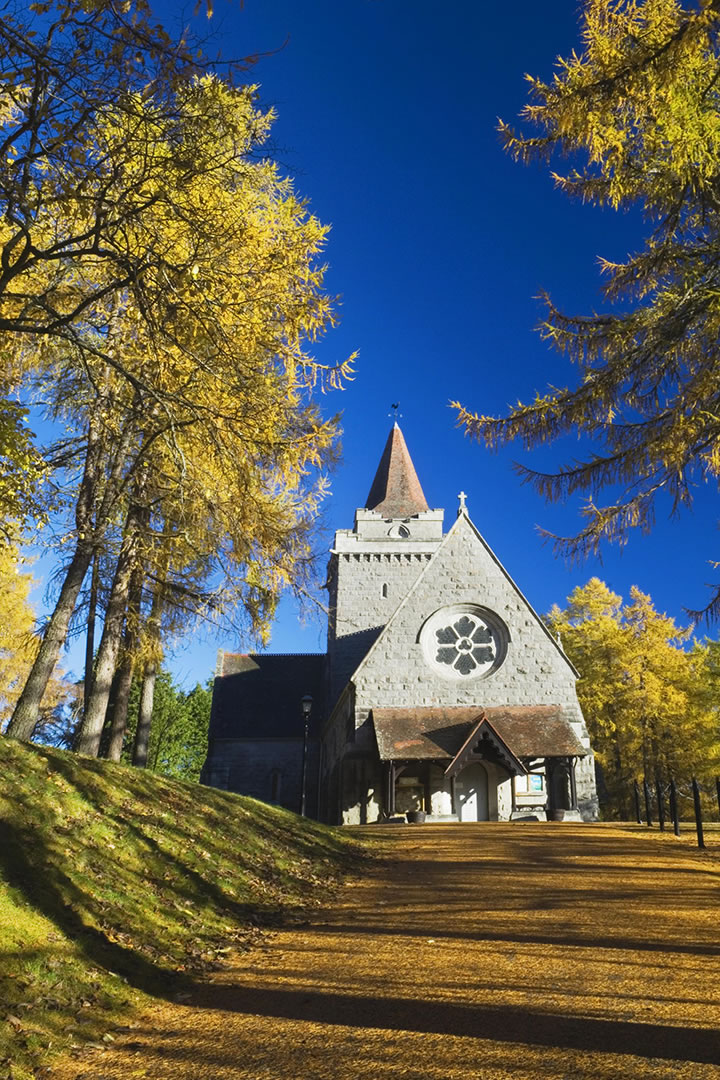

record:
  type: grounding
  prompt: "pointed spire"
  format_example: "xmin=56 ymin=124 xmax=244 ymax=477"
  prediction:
xmin=365 ymin=423 xmax=429 ymax=517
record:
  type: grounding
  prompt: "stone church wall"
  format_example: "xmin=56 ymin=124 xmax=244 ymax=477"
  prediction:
xmin=204 ymin=738 xmax=320 ymax=817
xmin=353 ymin=520 xmax=582 ymax=714
xmin=327 ymin=551 xmax=433 ymax=707
xmin=350 ymin=516 xmax=598 ymax=819
xmin=329 ymin=551 xmax=435 ymax=639
xmin=339 ymin=755 xmax=383 ymax=825
xmin=574 ymin=754 xmax=597 ymax=818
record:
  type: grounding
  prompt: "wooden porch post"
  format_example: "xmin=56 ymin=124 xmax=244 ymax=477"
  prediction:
xmin=545 ymin=758 xmax=556 ymax=818
xmin=423 ymin=761 xmax=432 ymax=814
xmin=388 ymin=761 xmax=396 ymax=816
xmin=569 ymin=756 xmax=578 ymax=810
xmin=450 ymin=774 xmax=457 ymax=816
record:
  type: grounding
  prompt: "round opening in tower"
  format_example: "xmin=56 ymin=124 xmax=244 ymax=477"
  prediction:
xmin=419 ymin=604 xmax=509 ymax=680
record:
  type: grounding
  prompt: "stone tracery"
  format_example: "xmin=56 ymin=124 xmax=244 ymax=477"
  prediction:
xmin=421 ymin=604 xmax=507 ymax=679
xmin=435 ymin=614 xmax=494 ymax=675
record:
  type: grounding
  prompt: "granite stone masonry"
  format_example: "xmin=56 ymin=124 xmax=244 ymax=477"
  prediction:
xmin=202 ymin=423 xmax=598 ymax=825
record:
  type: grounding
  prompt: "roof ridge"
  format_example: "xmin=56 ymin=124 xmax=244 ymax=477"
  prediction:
xmin=223 ymin=651 xmax=325 ymax=658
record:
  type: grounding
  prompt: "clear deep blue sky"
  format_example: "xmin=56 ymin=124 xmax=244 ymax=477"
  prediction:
xmin=46 ymin=2 xmax=720 ymax=685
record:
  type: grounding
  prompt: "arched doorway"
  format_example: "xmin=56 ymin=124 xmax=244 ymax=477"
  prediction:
xmin=456 ymin=762 xmax=489 ymax=821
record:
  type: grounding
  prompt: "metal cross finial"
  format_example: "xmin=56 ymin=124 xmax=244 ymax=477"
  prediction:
xmin=458 ymin=490 xmax=468 ymax=515
xmin=388 ymin=402 xmax=402 ymax=421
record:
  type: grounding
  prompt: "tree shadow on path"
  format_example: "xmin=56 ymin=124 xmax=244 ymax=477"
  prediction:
xmin=187 ymin=979 xmax=720 ymax=1066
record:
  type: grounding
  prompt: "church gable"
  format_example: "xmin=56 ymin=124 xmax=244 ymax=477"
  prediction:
xmin=350 ymin=510 xmax=580 ymax=713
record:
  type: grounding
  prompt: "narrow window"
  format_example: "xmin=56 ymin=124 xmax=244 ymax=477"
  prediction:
xmin=381 ymin=583 xmax=388 ymax=598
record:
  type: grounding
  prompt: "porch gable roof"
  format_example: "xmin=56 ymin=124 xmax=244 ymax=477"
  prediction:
xmin=445 ymin=715 xmax=525 ymax=778
xmin=371 ymin=705 xmax=587 ymax=763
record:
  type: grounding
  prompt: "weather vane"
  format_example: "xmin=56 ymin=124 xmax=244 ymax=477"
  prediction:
xmin=389 ymin=402 xmax=402 ymax=421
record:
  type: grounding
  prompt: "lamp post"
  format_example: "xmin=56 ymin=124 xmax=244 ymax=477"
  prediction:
xmin=300 ymin=694 xmax=313 ymax=816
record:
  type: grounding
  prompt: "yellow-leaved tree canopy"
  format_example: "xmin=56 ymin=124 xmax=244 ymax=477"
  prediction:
xmin=0 ymin=542 xmax=37 ymax=722
xmin=0 ymin=539 xmax=76 ymax=730
xmin=547 ymin=578 xmax=720 ymax=816
xmin=3 ymin=7 xmax=352 ymax=747
xmin=455 ymin=0 xmax=720 ymax=613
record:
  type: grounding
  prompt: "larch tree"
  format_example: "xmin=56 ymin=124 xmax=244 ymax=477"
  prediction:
xmin=548 ymin=578 xmax=720 ymax=814
xmin=0 ymin=538 xmax=76 ymax=729
xmin=0 ymin=0 xmax=251 ymax=345
xmin=7 ymin=72 xmax=349 ymax=746
xmin=0 ymin=393 xmax=45 ymax=536
xmin=0 ymin=0 xmax=240 ymax=526
xmin=547 ymin=579 xmax=633 ymax=807
xmin=0 ymin=540 xmax=38 ymax=724
xmin=455 ymin=0 xmax=720 ymax=612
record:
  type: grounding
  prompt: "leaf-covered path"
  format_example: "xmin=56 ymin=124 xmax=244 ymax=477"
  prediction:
xmin=55 ymin=824 xmax=720 ymax=1079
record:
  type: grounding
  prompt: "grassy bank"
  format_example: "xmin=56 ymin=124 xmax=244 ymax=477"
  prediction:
xmin=0 ymin=739 xmax=365 ymax=1079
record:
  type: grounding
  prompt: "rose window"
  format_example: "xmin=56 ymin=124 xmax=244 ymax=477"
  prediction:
xmin=435 ymin=614 xmax=494 ymax=675
xmin=420 ymin=604 xmax=507 ymax=680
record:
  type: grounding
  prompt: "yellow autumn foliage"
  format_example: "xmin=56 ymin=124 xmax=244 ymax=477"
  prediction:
xmin=28 ymin=72 xmax=348 ymax=642
xmin=455 ymin=1 xmax=720 ymax=615
xmin=0 ymin=542 xmax=73 ymax=728
xmin=548 ymin=578 xmax=720 ymax=816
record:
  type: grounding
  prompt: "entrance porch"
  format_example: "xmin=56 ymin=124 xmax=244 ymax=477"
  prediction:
xmin=373 ymin=705 xmax=589 ymax=823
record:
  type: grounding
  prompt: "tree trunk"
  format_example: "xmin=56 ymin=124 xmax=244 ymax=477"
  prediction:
xmin=98 ymin=667 xmax=120 ymax=758
xmin=83 ymin=549 xmax=100 ymax=719
xmin=76 ymin=502 xmax=144 ymax=756
xmin=131 ymin=566 xmax=165 ymax=767
xmin=611 ymin=717 xmax=625 ymax=817
xmin=104 ymin=653 xmax=132 ymax=762
xmin=6 ymin=542 xmax=93 ymax=740
xmin=133 ymin=659 xmax=158 ymax=768
xmin=650 ymin=727 xmax=662 ymax=785
xmin=105 ymin=565 xmax=144 ymax=761
xmin=7 ymin=411 xmax=106 ymax=741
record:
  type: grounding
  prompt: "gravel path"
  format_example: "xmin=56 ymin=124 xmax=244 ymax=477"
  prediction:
xmin=56 ymin=823 xmax=720 ymax=1079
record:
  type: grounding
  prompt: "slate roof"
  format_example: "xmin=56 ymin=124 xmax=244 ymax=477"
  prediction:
xmin=371 ymin=705 xmax=586 ymax=762
xmin=372 ymin=708 xmax=474 ymax=759
xmin=484 ymin=706 xmax=587 ymax=759
xmin=210 ymin=652 xmax=325 ymax=739
xmin=365 ymin=423 xmax=430 ymax=517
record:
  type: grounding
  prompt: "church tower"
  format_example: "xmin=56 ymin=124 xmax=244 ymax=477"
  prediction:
xmin=326 ymin=423 xmax=444 ymax=709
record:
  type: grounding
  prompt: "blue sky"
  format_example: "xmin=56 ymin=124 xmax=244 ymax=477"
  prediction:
xmin=37 ymin=1 xmax=720 ymax=686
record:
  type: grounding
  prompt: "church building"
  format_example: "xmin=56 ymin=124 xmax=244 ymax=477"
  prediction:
xmin=202 ymin=424 xmax=598 ymax=823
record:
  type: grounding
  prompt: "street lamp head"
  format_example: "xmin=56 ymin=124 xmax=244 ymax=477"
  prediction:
xmin=300 ymin=694 xmax=313 ymax=717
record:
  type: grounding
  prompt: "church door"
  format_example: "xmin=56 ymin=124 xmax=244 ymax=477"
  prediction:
xmin=456 ymin=763 xmax=489 ymax=821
